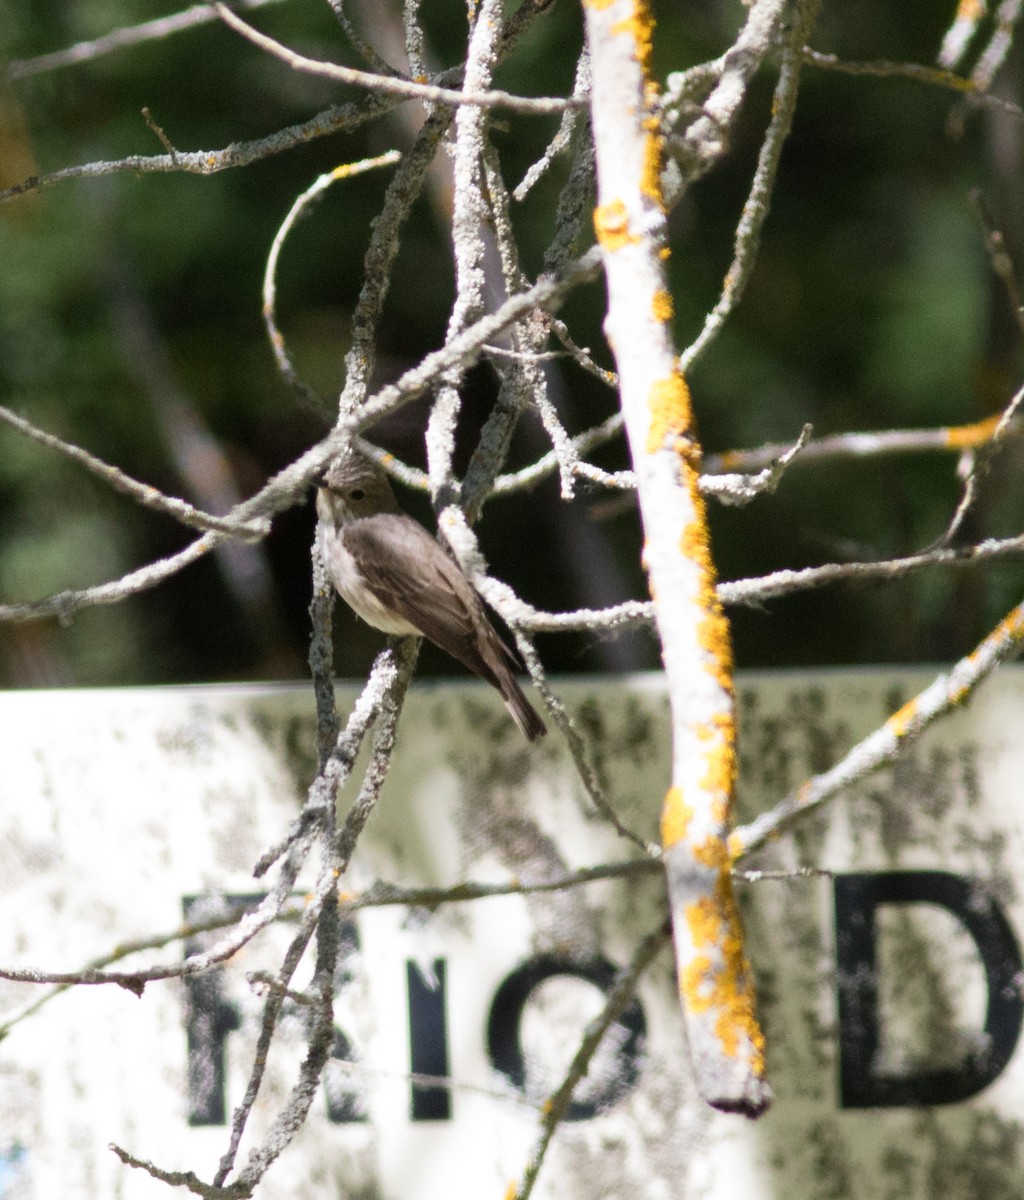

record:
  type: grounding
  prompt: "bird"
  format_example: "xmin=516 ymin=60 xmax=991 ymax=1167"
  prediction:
xmin=316 ymin=452 xmax=547 ymax=742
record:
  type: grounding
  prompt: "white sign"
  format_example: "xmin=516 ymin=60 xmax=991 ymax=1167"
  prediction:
xmin=1 ymin=670 xmax=1023 ymax=1198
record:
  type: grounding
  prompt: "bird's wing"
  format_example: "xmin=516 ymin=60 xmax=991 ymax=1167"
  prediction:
xmin=341 ymin=515 xmax=516 ymax=675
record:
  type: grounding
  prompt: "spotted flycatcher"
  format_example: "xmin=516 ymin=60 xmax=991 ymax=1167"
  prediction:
xmin=316 ymin=453 xmax=547 ymax=742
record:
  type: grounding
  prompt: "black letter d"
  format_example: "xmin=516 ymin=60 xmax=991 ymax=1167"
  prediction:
xmin=835 ymin=871 xmax=1023 ymax=1107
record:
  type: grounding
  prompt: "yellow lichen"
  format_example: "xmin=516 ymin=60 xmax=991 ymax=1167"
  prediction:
xmin=887 ymin=698 xmax=919 ymax=738
xmin=678 ymin=866 xmax=766 ymax=1072
xmin=995 ymin=607 xmax=1024 ymax=642
xmin=685 ymin=895 xmax=722 ymax=948
xmin=698 ymin=720 xmax=736 ymax=810
xmin=956 ymin=0 xmax=985 ymax=19
xmin=692 ymin=833 xmax=728 ymax=871
xmin=640 ymin=126 xmax=664 ymax=205
xmin=700 ymin=604 xmax=733 ymax=680
xmin=680 ymin=515 xmax=711 ymax=572
xmin=646 ymin=371 xmax=693 ymax=454
xmin=611 ymin=0 xmax=656 ymax=75
xmin=944 ymin=413 xmax=1000 ymax=449
xmin=679 ymin=502 xmax=736 ymax=696
xmin=680 ymin=954 xmax=714 ymax=1011
xmin=652 ymin=289 xmax=674 ymax=322
xmin=661 ymin=784 xmax=693 ymax=849
xmin=593 ymin=199 xmax=638 ymax=251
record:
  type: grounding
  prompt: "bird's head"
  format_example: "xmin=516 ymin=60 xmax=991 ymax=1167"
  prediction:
xmin=316 ymin=453 xmax=402 ymax=525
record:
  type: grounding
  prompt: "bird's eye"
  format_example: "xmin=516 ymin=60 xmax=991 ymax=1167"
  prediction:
xmin=350 ymin=488 xmax=365 ymax=501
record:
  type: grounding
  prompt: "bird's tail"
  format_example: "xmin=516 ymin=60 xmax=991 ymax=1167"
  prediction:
xmin=499 ymin=670 xmax=547 ymax=742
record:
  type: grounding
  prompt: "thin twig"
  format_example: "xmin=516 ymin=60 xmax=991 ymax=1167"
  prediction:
xmin=0 ymin=91 xmax=415 ymax=204
xmin=972 ymin=189 xmax=1024 ymax=337
xmin=262 ymin=151 xmax=401 ymax=415
xmin=4 ymin=0 xmax=286 ymax=80
xmin=325 ymin=0 xmax=403 ymax=78
xmin=491 ymin=413 xmax=623 ymax=496
xmin=513 ymin=47 xmax=591 ymax=201
xmin=510 ymin=625 xmax=656 ymax=855
xmin=731 ymin=595 xmax=1024 ymax=858
xmin=802 ymin=48 xmax=1024 ymax=125
xmin=425 ymin=0 xmax=502 ymax=500
xmin=512 ymin=919 xmax=672 ymax=1200
xmin=719 ymin=529 xmax=1024 ymax=607
xmin=140 ymin=107 xmax=177 ymax=157
xmin=938 ymin=0 xmax=987 ymax=69
xmin=970 ymin=0 xmax=1023 ymax=89
xmin=0 ymin=404 xmax=267 ymax=539
xmin=661 ymin=0 xmax=790 ymax=191
xmin=702 ymin=413 xmax=1015 ymax=475
xmin=682 ymin=7 xmax=819 ymax=371
xmin=0 ymin=248 xmax=604 ymax=627
xmin=928 ymin=382 xmax=1024 ymax=548
xmin=215 ymin=3 xmax=579 ymax=116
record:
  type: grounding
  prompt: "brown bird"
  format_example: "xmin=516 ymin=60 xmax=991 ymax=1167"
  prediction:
xmin=316 ymin=453 xmax=547 ymax=742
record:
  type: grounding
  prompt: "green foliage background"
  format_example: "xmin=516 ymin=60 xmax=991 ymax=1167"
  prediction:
xmin=1 ymin=0 xmax=1023 ymax=688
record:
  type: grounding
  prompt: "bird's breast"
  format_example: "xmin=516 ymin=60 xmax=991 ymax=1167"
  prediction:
xmin=318 ymin=522 xmax=419 ymax=636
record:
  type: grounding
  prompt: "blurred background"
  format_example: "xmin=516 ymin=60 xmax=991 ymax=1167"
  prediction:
xmin=1 ymin=0 xmax=1023 ymax=689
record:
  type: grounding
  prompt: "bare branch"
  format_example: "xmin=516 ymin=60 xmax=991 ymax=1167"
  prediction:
xmin=510 ymin=622 xmax=656 ymax=855
xmin=425 ymin=0 xmax=503 ymax=498
xmin=215 ymin=3 xmax=580 ymax=116
xmin=0 ymin=248 xmax=603 ymax=627
xmin=0 ymin=656 xmax=394 ymax=992
xmin=0 ymin=533 xmax=217 ymax=626
xmin=701 ymin=424 xmax=813 ymax=506
xmin=702 ymin=412 xmax=1014 ymax=474
xmin=732 ymin=595 xmax=1024 ymax=858
xmin=0 ymin=404 xmax=267 ymax=539
xmin=325 ymin=0 xmax=404 ymax=78
xmin=938 ymin=0 xmax=987 ymax=69
xmin=4 ymin=0 xmax=286 ymax=81
xmin=972 ymin=189 xmax=1024 ymax=336
xmin=661 ymin=0 xmax=791 ymax=192
xmin=0 ymin=95 xmax=407 ymax=205
xmin=491 ymin=413 xmax=623 ymax=495
xmin=213 ymin=883 xmax=324 ymax=1189
xmin=927 ymin=380 xmax=1024 ymax=548
xmin=514 ymin=48 xmax=592 ymax=201
xmin=109 ymin=1146 xmax=231 ymax=1200
xmin=681 ymin=7 xmax=819 ymax=371
xmin=340 ymin=105 xmax=457 ymax=417
xmin=0 ymin=856 xmax=664 ymax=1033
xmin=970 ymin=0 xmax=1023 ymax=89
xmin=0 ymin=842 xmax=309 ymax=987
xmin=512 ymin=919 xmax=671 ymax=1200
xmin=262 ymin=150 xmax=401 ymax=415
xmin=720 ymin=529 xmax=1024 ymax=607
xmin=802 ymin=47 xmax=1024 ymax=124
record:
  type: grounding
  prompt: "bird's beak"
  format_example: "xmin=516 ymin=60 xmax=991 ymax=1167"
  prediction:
xmin=314 ymin=483 xmax=334 ymax=524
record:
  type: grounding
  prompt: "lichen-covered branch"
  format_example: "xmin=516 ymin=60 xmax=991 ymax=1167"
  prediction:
xmin=582 ymin=0 xmax=774 ymax=1116
xmin=731 ymin=594 xmax=1024 ymax=858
